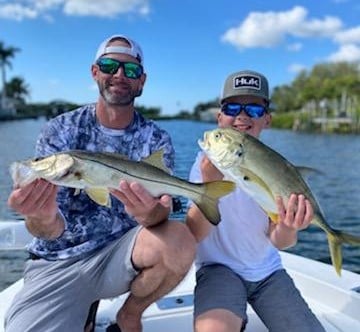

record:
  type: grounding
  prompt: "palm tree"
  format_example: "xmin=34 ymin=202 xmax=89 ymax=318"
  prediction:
xmin=0 ymin=41 xmax=20 ymax=110
xmin=5 ymin=76 xmax=30 ymax=105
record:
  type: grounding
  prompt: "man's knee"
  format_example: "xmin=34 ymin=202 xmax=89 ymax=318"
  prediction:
xmin=160 ymin=221 xmax=196 ymax=275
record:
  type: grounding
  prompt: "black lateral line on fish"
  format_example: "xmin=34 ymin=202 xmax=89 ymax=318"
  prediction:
xmin=77 ymin=154 xmax=209 ymax=196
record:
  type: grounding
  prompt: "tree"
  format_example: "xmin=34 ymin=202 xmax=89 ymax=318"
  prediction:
xmin=271 ymin=84 xmax=298 ymax=113
xmin=270 ymin=61 xmax=360 ymax=113
xmin=0 ymin=41 xmax=20 ymax=109
xmin=5 ymin=76 xmax=30 ymax=105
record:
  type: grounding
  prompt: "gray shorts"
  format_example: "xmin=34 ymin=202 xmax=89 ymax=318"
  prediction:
xmin=5 ymin=226 xmax=141 ymax=332
xmin=194 ymin=264 xmax=325 ymax=332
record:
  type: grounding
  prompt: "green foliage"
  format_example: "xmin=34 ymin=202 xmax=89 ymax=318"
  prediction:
xmin=271 ymin=112 xmax=297 ymax=129
xmin=272 ymin=62 xmax=360 ymax=113
xmin=135 ymin=105 xmax=161 ymax=118
xmin=0 ymin=41 xmax=21 ymax=94
xmin=5 ymin=76 xmax=30 ymax=104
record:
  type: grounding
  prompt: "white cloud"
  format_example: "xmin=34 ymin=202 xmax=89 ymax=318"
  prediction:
xmin=221 ymin=6 xmax=342 ymax=49
xmin=64 ymin=0 xmax=149 ymax=17
xmin=33 ymin=0 xmax=64 ymax=11
xmin=0 ymin=0 xmax=149 ymax=20
xmin=294 ymin=16 xmax=342 ymax=38
xmin=0 ymin=3 xmax=38 ymax=21
xmin=287 ymin=42 xmax=303 ymax=52
xmin=327 ymin=44 xmax=360 ymax=62
xmin=334 ymin=26 xmax=360 ymax=44
xmin=288 ymin=63 xmax=306 ymax=73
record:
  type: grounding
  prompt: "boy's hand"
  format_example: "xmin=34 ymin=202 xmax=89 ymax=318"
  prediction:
xmin=200 ymin=156 xmax=223 ymax=182
xmin=276 ymin=194 xmax=313 ymax=231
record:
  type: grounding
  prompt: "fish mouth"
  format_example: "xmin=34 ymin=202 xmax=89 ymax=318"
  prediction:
xmin=198 ymin=132 xmax=210 ymax=151
xmin=198 ymin=138 xmax=206 ymax=150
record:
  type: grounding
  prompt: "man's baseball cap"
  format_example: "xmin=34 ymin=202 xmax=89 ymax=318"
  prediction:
xmin=221 ymin=70 xmax=269 ymax=103
xmin=94 ymin=34 xmax=144 ymax=65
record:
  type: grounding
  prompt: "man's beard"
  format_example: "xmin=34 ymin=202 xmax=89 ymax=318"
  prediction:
xmin=98 ymin=81 xmax=143 ymax=106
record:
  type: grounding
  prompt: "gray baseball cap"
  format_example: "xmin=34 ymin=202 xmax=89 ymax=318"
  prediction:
xmin=221 ymin=70 xmax=269 ymax=103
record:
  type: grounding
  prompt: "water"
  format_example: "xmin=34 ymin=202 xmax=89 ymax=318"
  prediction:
xmin=0 ymin=118 xmax=359 ymax=291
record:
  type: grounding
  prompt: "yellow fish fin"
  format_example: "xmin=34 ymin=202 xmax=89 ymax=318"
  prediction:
xmin=327 ymin=231 xmax=342 ymax=276
xmin=85 ymin=188 xmax=111 ymax=207
xmin=268 ymin=212 xmax=279 ymax=224
xmin=194 ymin=180 xmax=236 ymax=225
xmin=326 ymin=228 xmax=360 ymax=276
xmin=142 ymin=149 xmax=171 ymax=173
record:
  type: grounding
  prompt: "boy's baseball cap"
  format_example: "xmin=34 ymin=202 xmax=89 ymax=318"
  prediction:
xmin=221 ymin=70 xmax=269 ymax=103
xmin=94 ymin=34 xmax=144 ymax=65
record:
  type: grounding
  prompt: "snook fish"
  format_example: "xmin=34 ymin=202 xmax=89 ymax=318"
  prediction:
xmin=10 ymin=150 xmax=236 ymax=226
xmin=199 ymin=127 xmax=360 ymax=275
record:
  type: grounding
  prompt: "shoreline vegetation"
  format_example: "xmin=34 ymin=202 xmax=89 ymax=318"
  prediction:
xmin=1 ymin=108 xmax=359 ymax=134
xmin=1 ymin=39 xmax=359 ymax=134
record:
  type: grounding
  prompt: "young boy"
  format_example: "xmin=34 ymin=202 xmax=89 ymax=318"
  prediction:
xmin=186 ymin=70 xmax=325 ymax=332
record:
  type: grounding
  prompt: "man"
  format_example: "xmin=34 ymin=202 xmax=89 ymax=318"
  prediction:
xmin=186 ymin=70 xmax=325 ymax=331
xmin=6 ymin=34 xmax=196 ymax=332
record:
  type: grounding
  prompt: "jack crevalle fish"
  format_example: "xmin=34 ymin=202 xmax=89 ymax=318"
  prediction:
xmin=10 ymin=150 xmax=236 ymax=225
xmin=199 ymin=127 xmax=360 ymax=275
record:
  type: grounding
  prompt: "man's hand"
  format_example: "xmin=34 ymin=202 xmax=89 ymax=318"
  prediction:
xmin=111 ymin=180 xmax=172 ymax=227
xmin=8 ymin=179 xmax=58 ymax=218
xmin=7 ymin=179 xmax=64 ymax=239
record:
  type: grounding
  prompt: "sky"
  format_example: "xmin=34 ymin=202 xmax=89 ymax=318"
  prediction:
xmin=1 ymin=0 xmax=360 ymax=116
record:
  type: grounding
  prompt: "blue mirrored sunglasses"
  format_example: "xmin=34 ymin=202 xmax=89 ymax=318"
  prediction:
xmin=221 ymin=103 xmax=267 ymax=118
xmin=96 ymin=57 xmax=143 ymax=79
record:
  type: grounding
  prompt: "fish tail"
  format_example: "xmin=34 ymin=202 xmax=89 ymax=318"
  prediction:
xmin=194 ymin=180 xmax=235 ymax=225
xmin=327 ymin=229 xmax=360 ymax=276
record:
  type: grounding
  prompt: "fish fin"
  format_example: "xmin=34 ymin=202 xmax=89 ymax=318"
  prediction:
xmin=318 ymin=219 xmax=360 ymax=276
xmin=142 ymin=150 xmax=171 ymax=173
xmin=327 ymin=231 xmax=343 ymax=276
xmin=194 ymin=180 xmax=236 ymax=225
xmin=85 ymin=188 xmax=111 ymax=207
xmin=268 ymin=212 xmax=279 ymax=223
xmin=296 ymin=166 xmax=323 ymax=179
xmin=332 ymin=229 xmax=360 ymax=276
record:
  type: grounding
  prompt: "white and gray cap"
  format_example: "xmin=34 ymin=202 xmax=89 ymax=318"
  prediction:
xmin=221 ymin=70 xmax=269 ymax=103
xmin=94 ymin=34 xmax=144 ymax=65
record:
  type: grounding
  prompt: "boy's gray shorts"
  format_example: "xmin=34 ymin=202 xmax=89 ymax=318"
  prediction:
xmin=194 ymin=264 xmax=325 ymax=332
xmin=5 ymin=226 xmax=141 ymax=332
